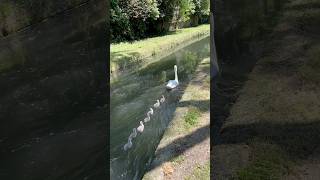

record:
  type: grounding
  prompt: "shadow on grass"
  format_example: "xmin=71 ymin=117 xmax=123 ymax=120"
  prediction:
xmin=146 ymin=124 xmax=210 ymax=172
xmin=218 ymin=121 xmax=320 ymax=160
xmin=177 ymin=100 xmax=210 ymax=112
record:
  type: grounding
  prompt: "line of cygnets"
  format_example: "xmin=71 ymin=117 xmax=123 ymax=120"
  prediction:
xmin=123 ymin=65 xmax=179 ymax=151
xmin=123 ymin=95 xmax=166 ymax=151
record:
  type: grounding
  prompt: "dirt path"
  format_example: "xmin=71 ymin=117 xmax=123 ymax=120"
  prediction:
xmin=143 ymin=58 xmax=210 ymax=180
xmin=169 ymin=113 xmax=209 ymax=180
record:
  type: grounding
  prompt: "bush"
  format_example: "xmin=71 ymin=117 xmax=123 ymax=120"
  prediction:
xmin=110 ymin=0 xmax=209 ymax=42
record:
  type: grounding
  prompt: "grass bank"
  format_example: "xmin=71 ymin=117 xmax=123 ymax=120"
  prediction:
xmin=216 ymin=0 xmax=320 ymax=179
xmin=110 ymin=25 xmax=210 ymax=80
xmin=143 ymin=58 xmax=210 ymax=180
xmin=185 ymin=161 xmax=210 ymax=180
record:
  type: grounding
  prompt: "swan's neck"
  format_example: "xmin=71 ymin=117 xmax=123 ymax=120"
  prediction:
xmin=174 ymin=68 xmax=178 ymax=82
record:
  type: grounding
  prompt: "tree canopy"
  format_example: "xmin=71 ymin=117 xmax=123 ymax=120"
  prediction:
xmin=111 ymin=0 xmax=210 ymax=42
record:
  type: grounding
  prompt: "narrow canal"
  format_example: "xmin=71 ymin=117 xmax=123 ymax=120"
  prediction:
xmin=110 ymin=37 xmax=210 ymax=180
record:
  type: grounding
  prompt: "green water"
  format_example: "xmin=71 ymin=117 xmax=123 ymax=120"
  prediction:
xmin=110 ymin=37 xmax=210 ymax=180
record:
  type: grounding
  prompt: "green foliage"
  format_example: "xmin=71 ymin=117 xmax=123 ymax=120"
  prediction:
xmin=110 ymin=0 xmax=209 ymax=42
xmin=123 ymin=0 xmax=160 ymax=20
xmin=192 ymin=0 xmax=201 ymax=15
xmin=111 ymin=0 xmax=133 ymax=42
xmin=191 ymin=0 xmax=210 ymax=16
xmin=200 ymin=0 xmax=210 ymax=15
xmin=179 ymin=0 xmax=195 ymax=22
xmin=110 ymin=0 xmax=161 ymax=42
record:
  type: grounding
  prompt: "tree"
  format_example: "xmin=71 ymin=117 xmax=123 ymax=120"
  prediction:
xmin=110 ymin=0 xmax=133 ymax=41
xmin=200 ymin=0 xmax=210 ymax=16
xmin=111 ymin=0 xmax=161 ymax=42
xmin=122 ymin=0 xmax=160 ymax=21
xmin=179 ymin=0 xmax=195 ymax=22
xmin=110 ymin=0 xmax=209 ymax=42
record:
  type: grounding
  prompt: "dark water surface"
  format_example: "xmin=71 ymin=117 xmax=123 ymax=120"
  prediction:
xmin=110 ymin=37 xmax=210 ymax=180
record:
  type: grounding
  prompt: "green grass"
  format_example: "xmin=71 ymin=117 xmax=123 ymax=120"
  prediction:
xmin=110 ymin=25 xmax=210 ymax=75
xmin=185 ymin=161 xmax=210 ymax=180
xmin=235 ymin=140 xmax=291 ymax=180
xmin=171 ymin=155 xmax=185 ymax=165
xmin=184 ymin=107 xmax=201 ymax=129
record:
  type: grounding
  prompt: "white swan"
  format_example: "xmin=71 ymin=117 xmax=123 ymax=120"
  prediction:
xmin=166 ymin=65 xmax=179 ymax=89
xmin=137 ymin=121 xmax=144 ymax=133
xmin=160 ymin=95 xmax=165 ymax=103
xmin=144 ymin=113 xmax=151 ymax=122
xmin=144 ymin=108 xmax=154 ymax=123
xmin=148 ymin=108 xmax=154 ymax=115
xmin=129 ymin=128 xmax=137 ymax=139
xmin=123 ymin=137 xmax=132 ymax=151
xmin=154 ymin=100 xmax=160 ymax=108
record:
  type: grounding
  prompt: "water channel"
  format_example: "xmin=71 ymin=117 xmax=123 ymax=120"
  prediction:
xmin=110 ymin=36 xmax=210 ymax=180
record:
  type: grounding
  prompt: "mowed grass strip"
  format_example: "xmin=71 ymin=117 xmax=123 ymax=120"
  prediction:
xmin=111 ymin=25 xmax=209 ymax=59
xmin=110 ymin=25 xmax=209 ymax=72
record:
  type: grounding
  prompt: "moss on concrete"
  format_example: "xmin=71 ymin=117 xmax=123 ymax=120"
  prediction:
xmin=0 ymin=0 xmax=89 ymax=37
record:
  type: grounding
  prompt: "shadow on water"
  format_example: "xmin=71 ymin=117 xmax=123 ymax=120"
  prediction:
xmin=110 ymin=37 xmax=209 ymax=179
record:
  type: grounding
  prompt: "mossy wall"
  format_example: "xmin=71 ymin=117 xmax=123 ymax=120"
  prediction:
xmin=0 ymin=0 xmax=107 ymax=179
xmin=0 ymin=0 xmax=89 ymax=37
